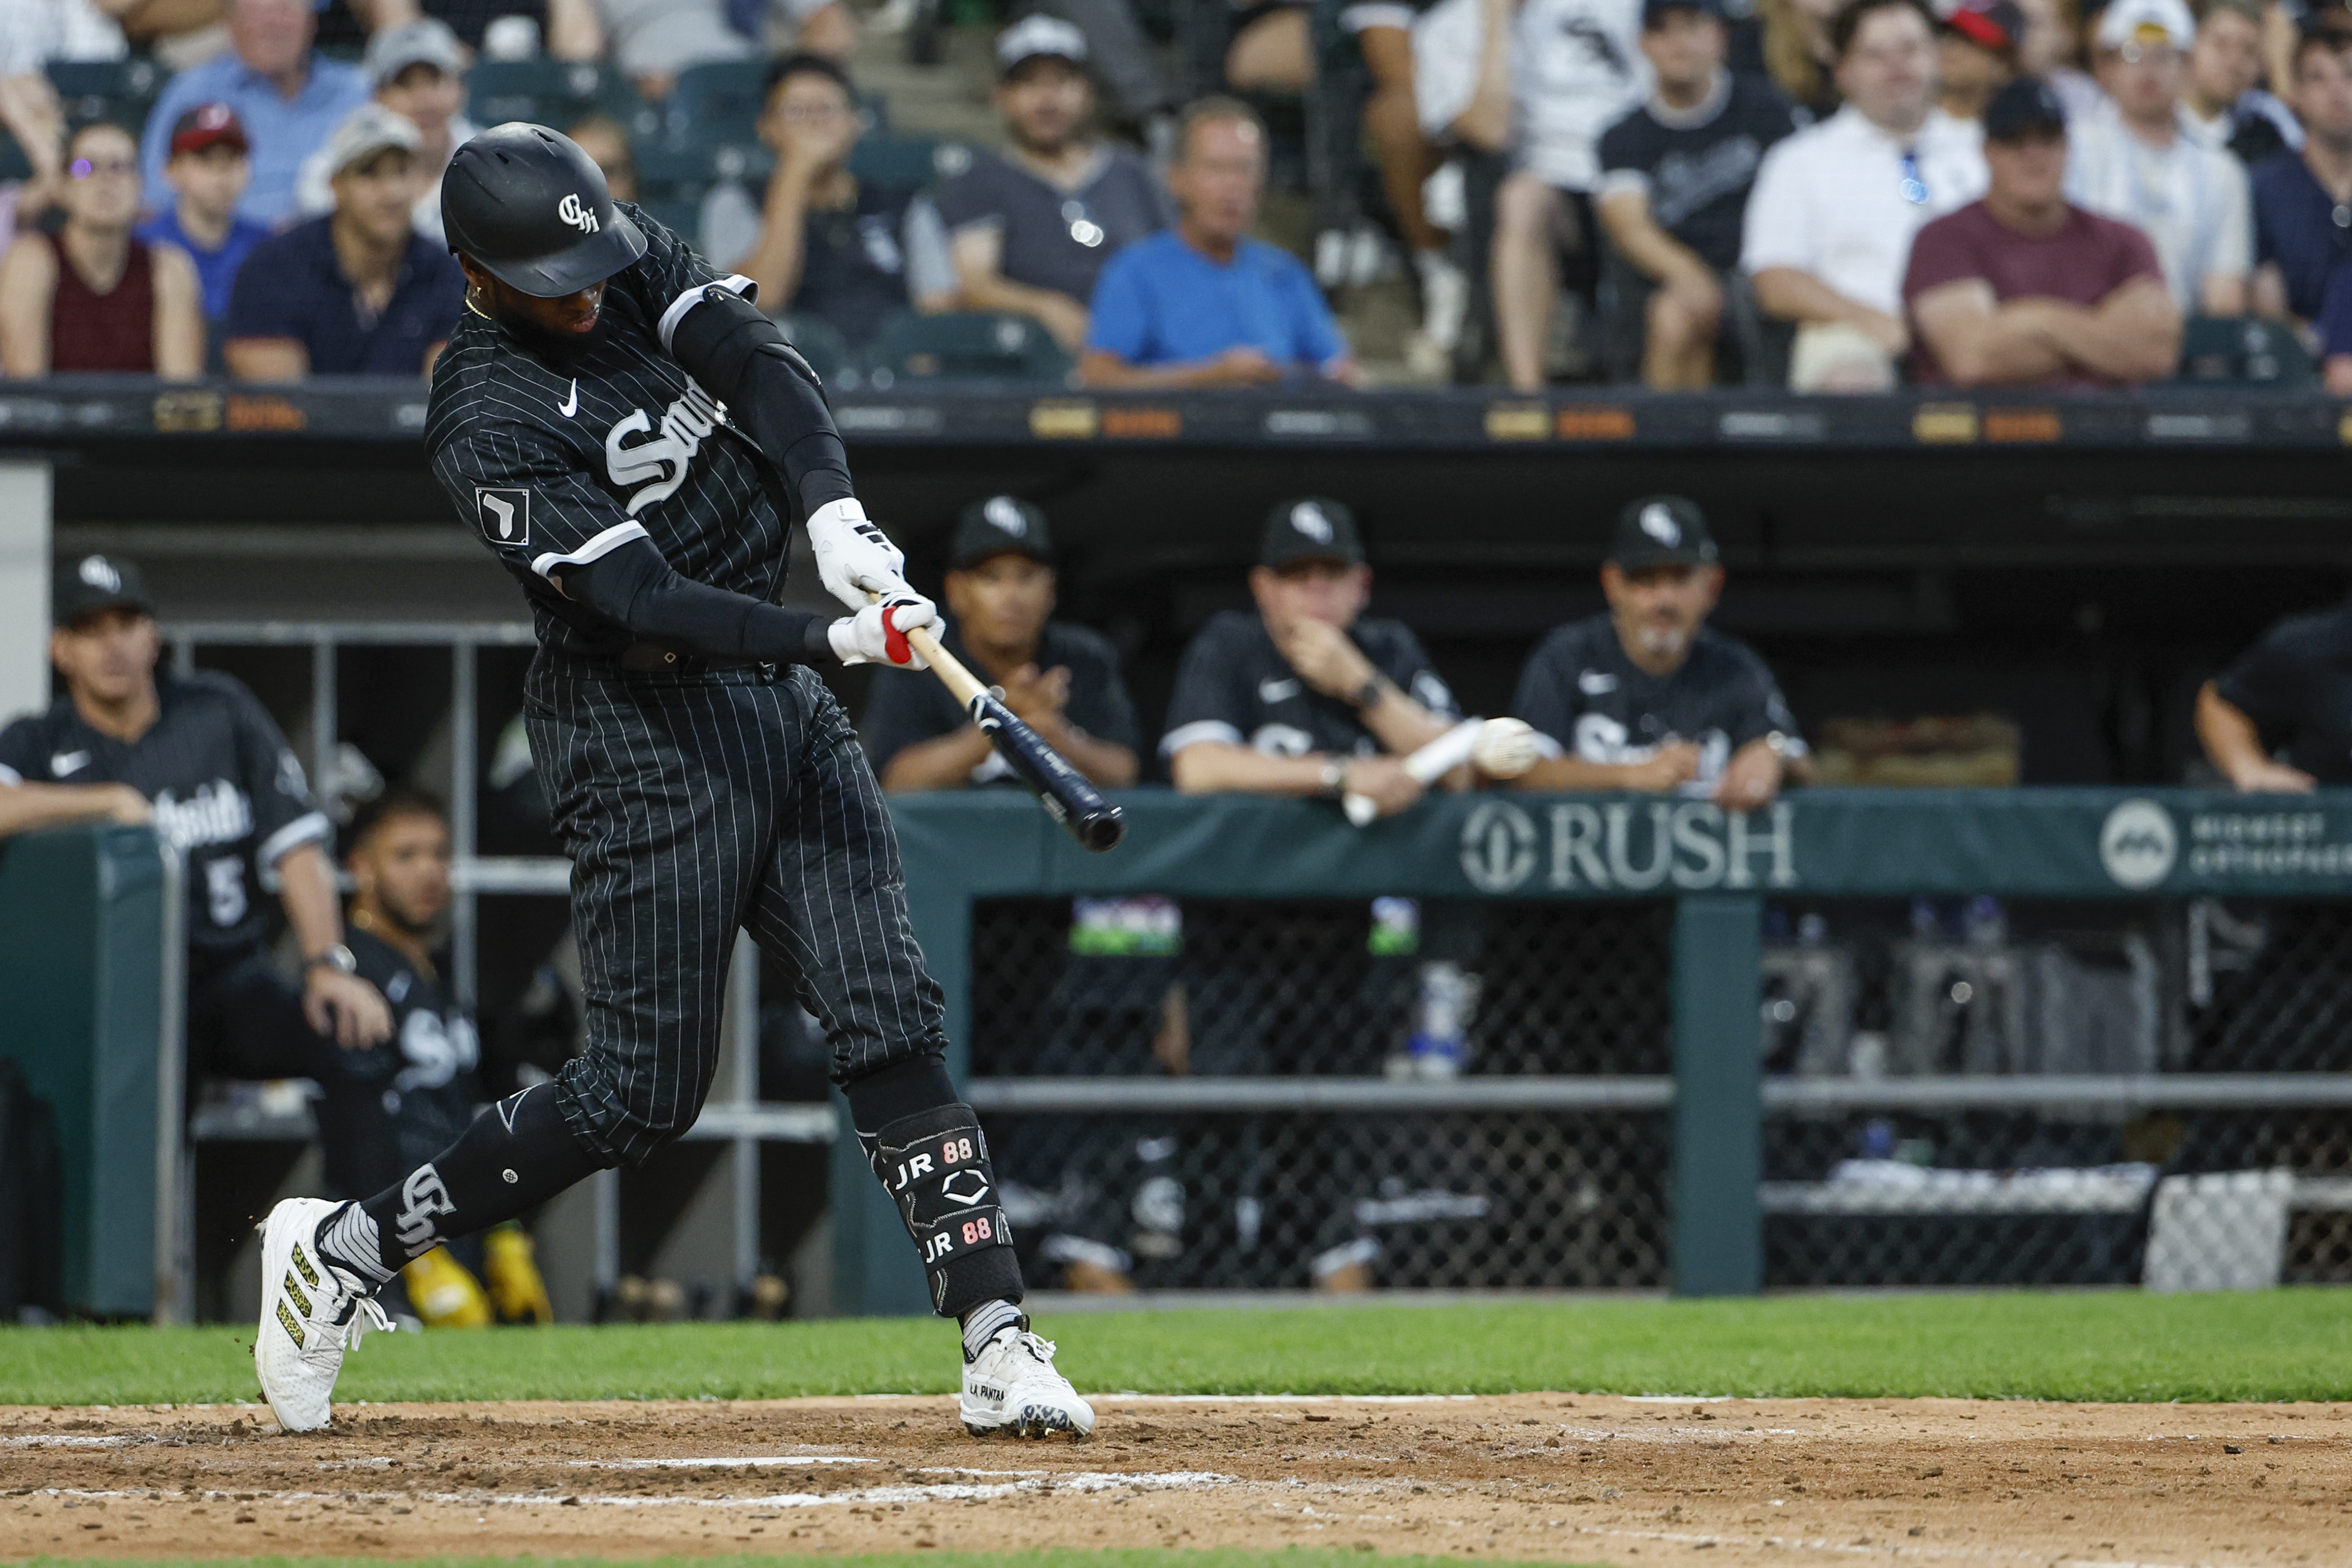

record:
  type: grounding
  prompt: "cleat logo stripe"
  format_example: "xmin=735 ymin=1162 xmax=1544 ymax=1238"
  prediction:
xmin=290 ymin=1242 xmax=321 ymax=1288
xmin=283 ymin=1272 xmax=311 ymax=1315
xmin=276 ymin=1301 xmax=306 ymax=1348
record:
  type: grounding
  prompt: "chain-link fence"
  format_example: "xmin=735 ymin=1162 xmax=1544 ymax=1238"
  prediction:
xmin=962 ymin=890 xmax=2352 ymax=1295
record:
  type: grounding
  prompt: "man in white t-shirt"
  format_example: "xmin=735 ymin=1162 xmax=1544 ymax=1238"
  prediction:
xmin=2064 ymin=0 xmax=2252 ymax=315
xmin=1415 ymin=0 xmax=1647 ymax=388
xmin=1739 ymin=0 xmax=1987 ymax=389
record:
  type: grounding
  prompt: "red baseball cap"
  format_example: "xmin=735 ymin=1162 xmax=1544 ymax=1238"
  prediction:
xmin=169 ymin=102 xmax=249 ymax=157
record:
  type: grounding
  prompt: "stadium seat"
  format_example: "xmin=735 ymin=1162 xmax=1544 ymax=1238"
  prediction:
xmin=633 ymin=194 xmax=704 ymax=240
xmin=468 ymin=60 xmax=656 ymax=140
xmin=2176 ymin=316 xmax=2317 ymax=388
xmin=0 ymin=136 xmax=29 ymax=184
xmin=778 ymin=315 xmax=853 ymax=382
xmin=45 ymin=57 xmax=162 ymax=131
xmin=847 ymin=136 xmax=970 ymax=189
xmin=666 ymin=59 xmax=769 ymax=151
xmin=870 ymin=311 xmax=1074 ymax=383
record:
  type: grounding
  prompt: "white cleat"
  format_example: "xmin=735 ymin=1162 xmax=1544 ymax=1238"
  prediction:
xmin=253 ymin=1197 xmax=389 ymax=1434
xmin=961 ymin=1323 xmax=1094 ymax=1439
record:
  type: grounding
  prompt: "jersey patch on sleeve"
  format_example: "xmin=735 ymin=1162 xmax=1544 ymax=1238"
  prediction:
xmin=476 ymin=487 xmax=532 ymax=548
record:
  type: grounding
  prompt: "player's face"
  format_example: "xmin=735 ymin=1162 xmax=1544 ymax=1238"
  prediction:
xmin=51 ymin=606 xmax=160 ymax=707
xmin=945 ymin=554 xmax=1056 ymax=649
xmin=460 ymin=254 xmax=609 ymax=343
xmin=167 ymin=143 xmax=253 ymax=222
xmin=1250 ymin=559 xmax=1370 ymax=635
xmin=352 ymin=811 xmax=452 ymax=934
xmin=1602 ymin=561 xmax=1723 ymax=664
xmin=998 ymin=59 xmax=1094 ymax=155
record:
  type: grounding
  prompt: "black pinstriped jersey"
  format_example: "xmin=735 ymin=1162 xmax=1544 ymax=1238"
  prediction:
xmin=0 ymin=672 xmax=327 ymax=955
xmin=423 ymin=206 xmax=788 ymax=658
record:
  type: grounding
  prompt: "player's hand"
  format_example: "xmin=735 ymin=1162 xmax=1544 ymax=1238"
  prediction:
xmin=96 ymin=783 xmax=151 ymax=826
xmin=1622 ymin=741 xmax=1702 ymax=794
xmin=807 ymin=498 xmax=909 ymax=612
xmin=2232 ymin=759 xmax=2318 ymax=795
xmin=1000 ymin=662 xmax=1071 ymax=724
xmin=1275 ymin=615 xmax=1376 ymax=701
xmin=1340 ymin=754 xmax=1423 ymax=819
xmin=1712 ymin=739 xmax=1784 ymax=813
xmin=829 ymin=592 xmax=939 ymax=668
xmin=306 ymin=969 xmax=394 ymax=1051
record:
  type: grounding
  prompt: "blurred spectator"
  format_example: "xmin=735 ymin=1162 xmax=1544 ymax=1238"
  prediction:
xmin=0 ymin=121 xmax=203 ymax=376
xmin=706 ymin=53 xmax=953 ymax=348
xmin=1742 ymin=0 xmax=1987 ymax=390
xmin=134 ymin=103 xmax=269 ymax=328
xmin=1903 ymin=76 xmax=2180 ymax=385
xmin=223 ymin=103 xmax=461 ymax=377
xmin=1018 ymin=0 xmax=1173 ymax=132
xmin=572 ymin=0 xmax=852 ymax=100
xmin=1936 ymin=0 xmax=2023 ymax=122
xmin=0 ymin=71 xmax=68 ymax=235
xmin=1346 ymin=0 xmax=1463 ymax=356
xmin=140 ymin=0 xmax=372 ymax=227
xmin=1595 ymin=0 xmax=1798 ymax=389
xmin=1417 ymin=0 xmax=1647 ymax=391
xmin=564 ymin=112 xmax=637 ymax=201
xmin=864 ymin=496 xmax=1140 ymax=793
xmin=935 ymin=18 xmax=1172 ymax=354
xmin=1 ymin=0 xmax=128 ymax=73
xmin=1756 ymin=0 xmax=1840 ymax=115
xmin=2251 ymin=20 xmax=2352 ymax=324
xmin=1162 ymin=498 xmax=1461 ymax=819
xmin=1510 ymin=496 xmax=1804 ymax=810
xmin=339 ymin=0 xmax=561 ymax=53
xmin=296 ymin=17 xmax=478 ymax=243
xmin=2065 ymin=0 xmax=2251 ymax=315
xmin=1226 ymin=0 xmax=1314 ymax=92
xmin=0 ymin=554 xmax=393 ymax=1078
xmin=2196 ymin=594 xmax=2352 ymax=790
xmin=1081 ymin=97 xmax=1355 ymax=386
xmin=2185 ymin=0 xmax=2299 ymax=162
xmin=2315 ymin=250 xmax=2352 ymax=389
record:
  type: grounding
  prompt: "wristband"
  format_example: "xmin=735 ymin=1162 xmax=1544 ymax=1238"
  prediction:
xmin=1317 ymin=758 xmax=1347 ymax=799
xmin=305 ymin=943 xmax=357 ymax=976
xmin=1352 ymin=674 xmax=1387 ymax=711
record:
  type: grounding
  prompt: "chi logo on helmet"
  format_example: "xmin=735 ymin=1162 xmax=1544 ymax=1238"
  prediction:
xmin=557 ymin=192 xmax=600 ymax=234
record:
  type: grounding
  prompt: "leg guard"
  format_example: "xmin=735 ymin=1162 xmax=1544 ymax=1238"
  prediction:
xmin=867 ymin=1103 xmax=1025 ymax=1317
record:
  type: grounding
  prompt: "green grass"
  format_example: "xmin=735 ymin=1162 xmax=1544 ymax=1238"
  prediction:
xmin=3 ymin=1291 xmax=2349 ymax=1408
xmin=21 ymin=1558 xmax=1575 ymax=1568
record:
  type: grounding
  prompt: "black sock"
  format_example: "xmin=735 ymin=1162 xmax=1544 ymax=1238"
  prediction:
xmin=316 ymin=1082 xmax=604 ymax=1285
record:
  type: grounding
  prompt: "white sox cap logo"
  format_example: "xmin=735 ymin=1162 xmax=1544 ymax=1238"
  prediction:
xmin=1291 ymin=502 xmax=1333 ymax=543
xmin=557 ymin=192 xmax=600 ymax=234
xmin=78 ymin=554 xmax=123 ymax=592
xmin=983 ymin=496 xmax=1029 ymax=536
xmin=1639 ymin=503 xmax=1681 ymax=548
xmin=477 ymin=487 xmax=531 ymax=547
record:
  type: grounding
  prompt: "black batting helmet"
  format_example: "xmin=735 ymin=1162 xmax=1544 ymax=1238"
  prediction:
xmin=442 ymin=122 xmax=647 ymax=296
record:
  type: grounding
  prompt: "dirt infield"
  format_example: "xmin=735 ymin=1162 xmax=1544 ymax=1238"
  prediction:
xmin=2 ymin=1392 xmax=2345 ymax=1566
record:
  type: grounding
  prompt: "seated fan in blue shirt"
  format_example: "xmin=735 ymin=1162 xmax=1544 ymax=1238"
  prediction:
xmin=1079 ymin=97 xmax=1358 ymax=388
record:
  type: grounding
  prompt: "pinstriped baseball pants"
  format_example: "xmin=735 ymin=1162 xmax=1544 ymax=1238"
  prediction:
xmin=525 ymin=654 xmax=949 ymax=1167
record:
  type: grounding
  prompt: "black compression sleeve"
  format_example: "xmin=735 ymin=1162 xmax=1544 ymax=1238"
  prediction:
xmin=667 ymin=286 xmax=856 ymax=513
xmin=558 ymin=539 xmax=836 ymax=663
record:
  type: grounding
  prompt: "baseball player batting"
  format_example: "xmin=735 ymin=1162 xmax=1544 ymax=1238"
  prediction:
xmin=253 ymin=124 xmax=1089 ymax=1441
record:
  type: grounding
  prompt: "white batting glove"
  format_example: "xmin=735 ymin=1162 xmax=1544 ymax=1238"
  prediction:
xmin=828 ymin=592 xmax=939 ymax=669
xmin=807 ymin=498 xmax=910 ymax=612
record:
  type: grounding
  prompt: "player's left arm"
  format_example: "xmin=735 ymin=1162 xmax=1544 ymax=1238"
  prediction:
xmin=227 ymin=688 xmax=393 ymax=1048
xmin=1712 ymin=653 xmax=1808 ymax=811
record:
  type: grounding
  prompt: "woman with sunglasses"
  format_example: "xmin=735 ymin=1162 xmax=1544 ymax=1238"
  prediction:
xmin=0 ymin=120 xmax=203 ymax=378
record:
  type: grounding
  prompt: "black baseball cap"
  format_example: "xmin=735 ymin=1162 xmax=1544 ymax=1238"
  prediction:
xmin=1259 ymin=497 xmax=1364 ymax=569
xmin=1609 ymin=496 xmax=1719 ymax=571
xmin=1983 ymin=76 xmax=2068 ymax=141
xmin=1642 ymin=0 xmax=1724 ymax=27
xmin=950 ymin=494 xmax=1055 ymax=569
xmin=55 ymin=553 xmax=155 ymax=624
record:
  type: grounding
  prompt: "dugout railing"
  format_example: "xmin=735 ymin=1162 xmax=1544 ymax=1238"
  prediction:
xmin=842 ymin=788 xmax=2352 ymax=1312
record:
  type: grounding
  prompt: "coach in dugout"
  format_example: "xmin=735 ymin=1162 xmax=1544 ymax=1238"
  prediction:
xmin=2195 ymin=596 xmax=2352 ymax=791
xmin=0 ymin=554 xmax=393 ymax=1074
xmin=1511 ymin=496 xmax=1808 ymax=810
xmin=863 ymin=496 xmax=1141 ymax=792
xmin=1162 ymin=497 xmax=1462 ymax=815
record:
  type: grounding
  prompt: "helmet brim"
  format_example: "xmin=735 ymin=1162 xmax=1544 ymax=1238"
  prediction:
xmin=472 ymin=207 xmax=649 ymax=297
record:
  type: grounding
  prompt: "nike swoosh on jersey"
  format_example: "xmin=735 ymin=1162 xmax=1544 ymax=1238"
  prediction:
xmin=1578 ymin=670 xmax=1619 ymax=695
xmin=1258 ymin=678 xmax=1302 ymax=703
xmin=51 ymin=750 xmax=90 ymax=777
xmin=558 ymin=379 xmax=578 ymax=417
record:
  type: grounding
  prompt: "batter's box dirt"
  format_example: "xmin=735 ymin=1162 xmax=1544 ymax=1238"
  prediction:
xmin=0 ymin=1393 xmax=2345 ymax=1566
